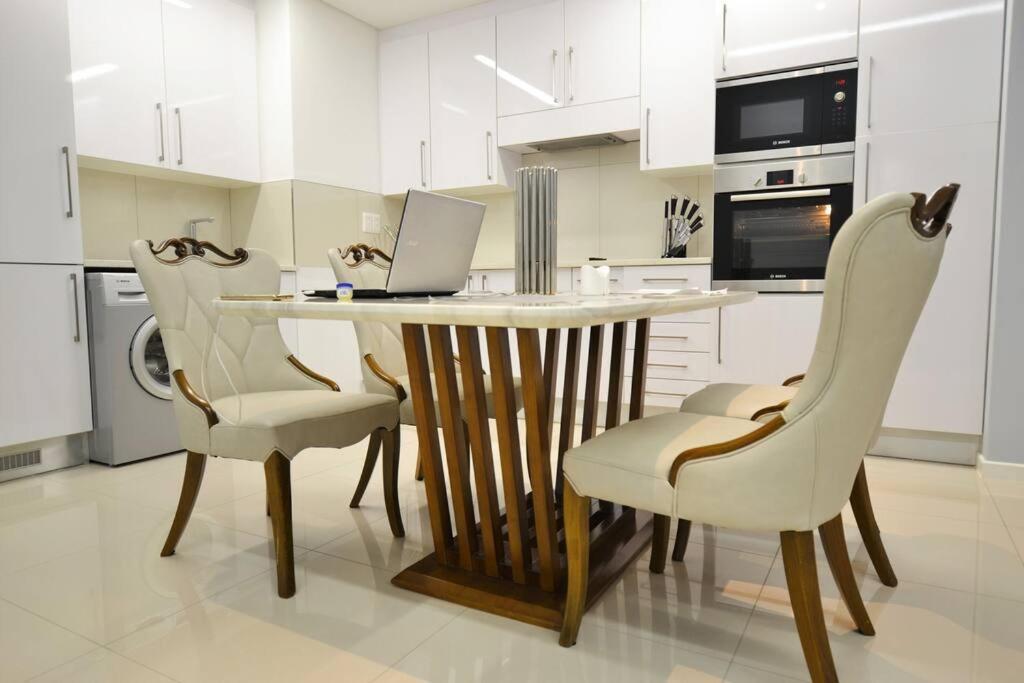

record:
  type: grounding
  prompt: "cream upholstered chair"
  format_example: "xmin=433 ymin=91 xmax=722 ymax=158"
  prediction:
xmin=327 ymin=244 xmax=522 ymax=502
xmin=559 ymin=186 xmax=959 ymax=682
xmin=665 ymin=374 xmax=898 ymax=587
xmin=130 ymin=238 xmax=402 ymax=599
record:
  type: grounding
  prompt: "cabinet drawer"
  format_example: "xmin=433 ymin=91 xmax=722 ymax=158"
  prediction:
xmin=572 ymin=267 xmax=625 ymax=292
xmin=627 ymin=350 xmax=709 ymax=381
xmin=630 ymin=322 xmax=711 ymax=352
xmin=643 ymin=378 xmax=708 ymax=407
xmin=622 ymin=265 xmax=711 ymax=291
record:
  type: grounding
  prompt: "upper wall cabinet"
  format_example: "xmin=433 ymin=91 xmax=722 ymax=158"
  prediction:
xmin=858 ymin=0 xmax=1004 ymax=136
xmin=429 ymin=17 xmax=518 ymax=192
xmin=714 ymin=0 xmax=859 ymax=79
xmin=380 ymin=34 xmax=432 ymax=196
xmin=68 ymin=0 xmax=260 ymax=183
xmin=640 ymin=0 xmax=715 ymax=171
xmin=496 ymin=1 xmax=565 ymax=117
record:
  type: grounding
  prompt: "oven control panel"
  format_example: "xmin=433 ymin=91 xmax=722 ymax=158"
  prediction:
xmin=823 ymin=69 xmax=857 ymax=144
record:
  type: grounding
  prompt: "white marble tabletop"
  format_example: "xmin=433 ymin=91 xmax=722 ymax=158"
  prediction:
xmin=212 ymin=290 xmax=756 ymax=329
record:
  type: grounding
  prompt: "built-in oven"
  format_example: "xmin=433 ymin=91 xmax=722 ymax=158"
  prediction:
xmin=715 ymin=61 xmax=857 ymax=165
xmin=713 ymin=154 xmax=854 ymax=292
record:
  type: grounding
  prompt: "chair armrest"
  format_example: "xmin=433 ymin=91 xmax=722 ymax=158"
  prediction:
xmin=668 ymin=415 xmax=785 ymax=485
xmin=782 ymin=373 xmax=805 ymax=387
xmin=287 ymin=355 xmax=340 ymax=392
xmin=751 ymin=401 xmax=791 ymax=421
xmin=363 ymin=353 xmax=408 ymax=402
xmin=172 ymin=370 xmax=219 ymax=427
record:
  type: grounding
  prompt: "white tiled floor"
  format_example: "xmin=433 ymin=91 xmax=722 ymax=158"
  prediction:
xmin=2 ymin=426 xmax=1023 ymax=682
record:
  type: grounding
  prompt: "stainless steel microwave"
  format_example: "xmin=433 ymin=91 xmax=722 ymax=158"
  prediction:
xmin=712 ymin=154 xmax=854 ymax=292
xmin=715 ymin=61 xmax=858 ymax=164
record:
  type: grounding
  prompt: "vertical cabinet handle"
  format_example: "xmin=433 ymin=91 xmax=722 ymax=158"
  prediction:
xmin=721 ymin=4 xmax=728 ymax=73
xmin=482 ymin=274 xmax=488 ymax=291
xmin=174 ymin=107 xmax=184 ymax=166
xmin=551 ymin=49 xmax=559 ymax=104
xmin=865 ymin=55 xmax=874 ymax=130
xmin=863 ymin=141 xmax=871 ymax=204
xmin=61 ymin=146 xmax=74 ymax=218
xmin=717 ymin=307 xmax=723 ymax=364
xmin=156 ymin=103 xmax=166 ymax=162
xmin=568 ymin=46 xmax=575 ymax=102
xmin=419 ymin=140 xmax=427 ymax=187
xmin=486 ymin=131 xmax=493 ymax=181
xmin=645 ymin=107 xmax=652 ymax=165
xmin=70 ymin=272 xmax=81 ymax=343
xmin=467 ymin=275 xmax=474 ymax=291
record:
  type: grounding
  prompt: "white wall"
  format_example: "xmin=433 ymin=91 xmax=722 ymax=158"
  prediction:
xmin=983 ymin=0 xmax=1024 ymax=466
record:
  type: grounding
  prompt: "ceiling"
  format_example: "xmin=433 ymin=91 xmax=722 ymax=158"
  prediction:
xmin=322 ymin=0 xmax=489 ymax=29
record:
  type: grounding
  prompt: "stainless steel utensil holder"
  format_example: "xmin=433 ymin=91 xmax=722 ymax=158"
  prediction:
xmin=515 ymin=166 xmax=558 ymax=294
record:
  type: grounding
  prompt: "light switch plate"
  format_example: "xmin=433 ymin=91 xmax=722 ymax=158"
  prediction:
xmin=361 ymin=212 xmax=381 ymax=234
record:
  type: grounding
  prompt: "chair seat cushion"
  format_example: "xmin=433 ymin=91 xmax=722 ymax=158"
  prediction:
xmin=209 ymin=390 xmax=399 ymax=461
xmin=394 ymin=373 xmax=523 ymax=424
xmin=562 ymin=412 xmax=762 ymax=516
xmin=681 ymin=383 xmax=798 ymax=421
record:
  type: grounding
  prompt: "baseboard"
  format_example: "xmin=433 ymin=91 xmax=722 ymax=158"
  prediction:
xmin=979 ymin=454 xmax=1024 ymax=481
xmin=869 ymin=428 xmax=980 ymax=465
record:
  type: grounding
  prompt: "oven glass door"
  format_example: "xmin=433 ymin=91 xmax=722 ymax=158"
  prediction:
xmin=716 ymin=73 xmax=825 ymax=156
xmin=713 ymin=184 xmax=853 ymax=285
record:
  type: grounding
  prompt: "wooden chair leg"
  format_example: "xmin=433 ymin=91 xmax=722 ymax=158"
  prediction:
xmin=160 ymin=451 xmax=207 ymax=557
xmin=780 ymin=530 xmax=839 ymax=683
xmin=349 ymin=430 xmax=382 ymax=508
xmin=559 ymin=482 xmax=591 ymax=647
xmin=819 ymin=515 xmax=875 ymax=636
xmin=649 ymin=514 xmax=671 ymax=574
xmin=850 ymin=462 xmax=897 ymax=587
xmin=414 ymin=452 xmax=424 ymax=481
xmin=381 ymin=427 xmax=405 ymax=538
xmin=671 ymin=519 xmax=692 ymax=562
xmin=265 ymin=451 xmax=296 ymax=599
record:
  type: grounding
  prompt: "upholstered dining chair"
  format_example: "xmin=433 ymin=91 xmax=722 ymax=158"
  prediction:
xmin=327 ymin=244 xmax=523 ymax=504
xmin=558 ymin=186 xmax=959 ymax=682
xmin=660 ymin=373 xmax=898 ymax=588
xmin=130 ymin=238 xmax=402 ymax=599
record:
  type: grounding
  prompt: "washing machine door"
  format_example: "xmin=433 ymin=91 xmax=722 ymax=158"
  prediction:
xmin=130 ymin=316 xmax=172 ymax=400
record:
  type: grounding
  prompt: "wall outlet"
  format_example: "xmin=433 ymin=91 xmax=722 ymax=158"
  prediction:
xmin=361 ymin=212 xmax=381 ymax=234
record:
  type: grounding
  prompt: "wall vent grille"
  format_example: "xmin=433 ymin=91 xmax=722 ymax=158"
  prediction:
xmin=0 ymin=449 xmax=42 ymax=472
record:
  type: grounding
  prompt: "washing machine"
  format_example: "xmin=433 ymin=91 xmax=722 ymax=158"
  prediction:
xmin=86 ymin=272 xmax=181 ymax=465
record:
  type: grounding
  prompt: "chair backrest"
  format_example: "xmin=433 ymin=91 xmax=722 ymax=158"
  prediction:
xmin=327 ymin=245 xmax=409 ymax=393
xmin=130 ymin=238 xmax=330 ymax=412
xmin=781 ymin=186 xmax=958 ymax=521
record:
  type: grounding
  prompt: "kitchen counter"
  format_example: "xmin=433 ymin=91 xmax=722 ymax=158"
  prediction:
xmin=470 ymin=257 xmax=711 ymax=270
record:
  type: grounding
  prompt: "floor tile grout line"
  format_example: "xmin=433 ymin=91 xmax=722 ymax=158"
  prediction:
xmin=0 ymin=592 xmax=106 ymax=652
xmin=727 ymin=545 xmax=781 ymax=665
xmin=366 ymin=605 xmax=469 ymax=681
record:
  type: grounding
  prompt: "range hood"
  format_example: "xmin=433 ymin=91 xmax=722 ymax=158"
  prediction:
xmin=529 ymin=133 xmax=627 ymax=153
xmin=497 ymin=96 xmax=641 ymax=154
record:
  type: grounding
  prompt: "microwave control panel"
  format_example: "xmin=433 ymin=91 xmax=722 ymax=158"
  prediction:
xmin=823 ymin=68 xmax=857 ymax=144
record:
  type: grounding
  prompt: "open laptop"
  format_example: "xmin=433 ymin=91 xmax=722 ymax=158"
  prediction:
xmin=352 ymin=190 xmax=486 ymax=299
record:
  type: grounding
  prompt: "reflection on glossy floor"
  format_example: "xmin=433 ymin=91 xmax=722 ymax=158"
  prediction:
xmin=2 ymin=425 xmax=1024 ymax=682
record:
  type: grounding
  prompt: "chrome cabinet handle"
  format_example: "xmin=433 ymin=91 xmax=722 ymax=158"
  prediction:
xmin=731 ymin=188 xmax=831 ymax=202
xmin=864 ymin=141 xmax=871 ymax=203
xmin=70 ymin=273 xmax=81 ymax=342
xmin=645 ymin=107 xmax=652 ymax=165
xmin=482 ymin=274 xmax=488 ymax=290
xmin=568 ymin=46 xmax=575 ymax=102
xmin=717 ymin=307 xmax=723 ymax=364
xmin=866 ymin=56 xmax=874 ymax=130
xmin=467 ymin=275 xmax=475 ymax=291
xmin=61 ymin=146 xmax=74 ymax=218
xmin=156 ymin=103 xmax=166 ymax=162
xmin=642 ymin=277 xmax=688 ymax=282
xmin=721 ymin=4 xmax=728 ymax=73
xmin=174 ymin=107 xmax=184 ymax=166
xmin=650 ymin=334 xmax=688 ymax=340
xmin=419 ymin=140 xmax=427 ymax=187
xmin=551 ymin=49 xmax=559 ymax=104
xmin=486 ymin=131 xmax=493 ymax=181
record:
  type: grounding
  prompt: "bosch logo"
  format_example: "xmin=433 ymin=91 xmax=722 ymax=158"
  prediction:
xmin=772 ymin=139 xmax=791 ymax=146
xmin=769 ymin=274 xmax=788 ymax=279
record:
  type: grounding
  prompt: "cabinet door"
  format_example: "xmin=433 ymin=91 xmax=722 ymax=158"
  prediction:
xmin=380 ymin=34 xmax=432 ymax=196
xmin=0 ymin=265 xmax=92 ymax=448
xmin=67 ymin=0 xmax=168 ymax=168
xmin=856 ymin=123 xmax=997 ymax=434
xmin=497 ymin=0 xmax=565 ymax=117
xmin=640 ymin=0 xmax=715 ymax=171
xmin=714 ymin=0 xmax=858 ymax=79
xmin=564 ymin=0 xmax=640 ymax=105
xmin=713 ymin=294 xmax=823 ymax=385
xmin=858 ymin=0 xmax=1004 ymax=136
xmin=429 ymin=17 xmax=501 ymax=191
xmin=162 ymin=0 xmax=260 ymax=182
xmin=0 ymin=0 xmax=82 ymax=265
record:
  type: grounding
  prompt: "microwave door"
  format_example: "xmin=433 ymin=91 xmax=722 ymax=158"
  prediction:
xmin=716 ymin=75 xmax=824 ymax=161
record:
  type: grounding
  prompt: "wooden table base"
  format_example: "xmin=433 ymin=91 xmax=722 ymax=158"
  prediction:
xmin=394 ymin=321 xmax=652 ymax=629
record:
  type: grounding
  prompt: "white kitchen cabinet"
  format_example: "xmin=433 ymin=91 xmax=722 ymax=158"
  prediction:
xmin=380 ymin=34 xmax=432 ymax=195
xmin=0 ymin=0 xmax=82 ymax=265
xmin=67 ymin=0 xmax=168 ymax=169
xmin=496 ymin=1 xmax=565 ymax=117
xmin=429 ymin=17 xmax=518 ymax=191
xmin=0 ymin=265 xmax=92 ymax=448
xmin=640 ymin=0 xmax=715 ymax=171
xmin=162 ymin=0 xmax=260 ymax=182
xmin=713 ymin=0 xmax=859 ymax=80
xmin=856 ymin=123 xmax=998 ymax=435
xmin=564 ymin=0 xmax=641 ymax=105
xmin=858 ymin=0 xmax=1004 ymax=136
xmin=713 ymin=294 xmax=823 ymax=385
